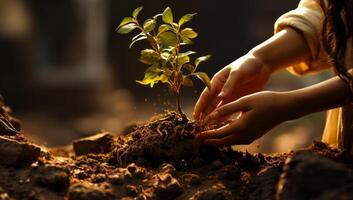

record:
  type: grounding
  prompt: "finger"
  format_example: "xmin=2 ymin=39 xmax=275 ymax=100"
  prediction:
xmin=204 ymin=133 xmax=252 ymax=147
xmin=206 ymin=113 xmax=232 ymax=125
xmin=196 ymin=120 xmax=243 ymax=140
xmin=204 ymin=99 xmax=246 ymax=124
xmin=194 ymin=69 xmax=230 ymax=120
xmin=193 ymin=88 xmax=212 ymax=120
xmin=194 ymin=84 xmax=222 ymax=120
xmin=202 ymin=96 xmax=222 ymax=118
xmin=218 ymin=71 xmax=240 ymax=99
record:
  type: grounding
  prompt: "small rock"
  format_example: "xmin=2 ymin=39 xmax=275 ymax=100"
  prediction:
xmin=125 ymin=185 xmax=139 ymax=196
xmin=277 ymin=152 xmax=353 ymax=200
xmin=92 ymin=173 xmax=106 ymax=183
xmin=0 ymin=136 xmax=41 ymax=167
xmin=160 ymin=163 xmax=176 ymax=175
xmin=108 ymin=168 xmax=132 ymax=185
xmin=108 ymin=174 xmax=125 ymax=185
xmin=247 ymin=165 xmax=282 ymax=200
xmin=152 ymin=173 xmax=183 ymax=200
xmin=127 ymin=163 xmax=146 ymax=178
xmin=316 ymin=182 xmax=353 ymax=200
xmin=74 ymin=169 xmax=89 ymax=179
xmin=218 ymin=164 xmax=241 ymax=180
xmin=67 ymin=183 xmax=112 ymax=200
xmin=190 ymin=183 xmax=232 ymax=200
xmin=210 ymin=159 xmax=223 ymax=170
xmin=190 ymin=157 xmax=205 ymax=168
xmin=32 ymin=165 xmax=70 ymax=190
xmin=180 ymin=174 xmax=201 ymax=186
xmin=73 ymin=132 xmax=113 ymax=156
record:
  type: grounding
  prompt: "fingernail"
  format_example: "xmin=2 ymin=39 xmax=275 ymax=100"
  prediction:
xmin=218 ymin=92 xmax=224 ymax=98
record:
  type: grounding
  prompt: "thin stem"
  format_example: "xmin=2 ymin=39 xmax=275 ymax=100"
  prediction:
xmin=175 ymin=91 xmax=187 ymax=121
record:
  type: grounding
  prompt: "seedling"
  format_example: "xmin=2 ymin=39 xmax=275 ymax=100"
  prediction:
xmin=116 ymin=6 xmax=211 ymax=120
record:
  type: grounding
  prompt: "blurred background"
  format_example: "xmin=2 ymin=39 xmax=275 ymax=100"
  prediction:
xmin=0 ymin=0 xmax=333 ymax=152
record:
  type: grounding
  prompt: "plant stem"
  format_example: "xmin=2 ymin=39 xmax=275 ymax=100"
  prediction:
xmin=176 ymin=91 xmax=187 ymax=121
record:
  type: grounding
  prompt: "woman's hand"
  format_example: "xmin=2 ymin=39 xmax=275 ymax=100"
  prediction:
xmin=193 ymin=28 xmax=311 ymax=121
xmin=196 ymin=91 xmax=291 ymax=147
xmin=193 ymin=54 xmax=271 ymax=121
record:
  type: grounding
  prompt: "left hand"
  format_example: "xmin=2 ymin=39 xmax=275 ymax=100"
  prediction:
xmin=196 ymin=91 xmax=292 ymax=147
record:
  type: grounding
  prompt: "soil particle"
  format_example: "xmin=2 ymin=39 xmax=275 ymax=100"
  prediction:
xmin=316 ymin=182 xmax=353 ymax=200
xmin=0 ymin=101 xmax=21 ymax=136
xmin=151 ymin=173 xmax=183 ymax=200
xmin=0 ymin=136 xmax=41 ymax=167
xmin=92 ymin=173 xmax=106 ymax=183
xmin=210 ymin=159 xmax=224 ymax=170
xmin=218 ymin=164 xmax=241 ymax=180
xmin=127 ymin=163 xmax=146 ymax=178
xmin=31 ymin=165 xmax=70 ymax=190
xmin=67 ymin=183 xmax=112 ymax=200
xmin=160 ymin=163 xmax=176 ymax=175
xmin=73 ymin=132 xmax=113 ymax=156
xmin=125 ymin=184 xmax=139 ymax=196
xmin=190 ymin=183 xmax=232 ymax=200
xmin=180 ymin=174 xmax=201 ymax=186
xmin=246 ymin=165 xmax=282 ymax=200
xmin=277 ymin=151 xmax=353 ymax=200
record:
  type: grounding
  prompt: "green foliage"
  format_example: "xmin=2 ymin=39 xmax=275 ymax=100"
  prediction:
xmin=116 ymin=6 xmax=212 ymax=116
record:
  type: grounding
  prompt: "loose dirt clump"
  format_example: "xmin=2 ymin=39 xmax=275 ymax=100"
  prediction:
xmin=1 ymin=99 xmax=353 ymax=199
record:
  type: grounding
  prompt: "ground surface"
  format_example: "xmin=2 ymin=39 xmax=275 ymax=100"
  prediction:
xmin=1 ymin=98 xmax=353 ymax=200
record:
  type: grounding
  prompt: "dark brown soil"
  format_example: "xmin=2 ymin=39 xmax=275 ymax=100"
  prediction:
xmin=1 ymin=97 xmax=353 ymax=200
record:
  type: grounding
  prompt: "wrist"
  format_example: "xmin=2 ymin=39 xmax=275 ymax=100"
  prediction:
xmin=247 ymin=49 xmax=275 ymax=74
xmin=278 ymin=91 xmax=306 ymax=121
xmin=244 ymin=51 xmax=272 ymax=75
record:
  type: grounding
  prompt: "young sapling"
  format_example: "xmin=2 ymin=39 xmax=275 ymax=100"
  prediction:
xmin=116 ymin=6 xmax=211 ymax=120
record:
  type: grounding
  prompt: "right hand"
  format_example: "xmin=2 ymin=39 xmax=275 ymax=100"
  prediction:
xmin=193 ymin=54 xmax=271 ymax=121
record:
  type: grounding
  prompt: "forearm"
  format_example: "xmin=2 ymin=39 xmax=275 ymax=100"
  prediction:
xmin=248 ymin=28 xmax=311 ymax=73
xmin=284 ymin=75 xmax=352 ymax=120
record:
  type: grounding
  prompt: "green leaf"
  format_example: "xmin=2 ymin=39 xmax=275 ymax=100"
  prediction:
xmin=178 ymin=51 xmax=196 ymax=58
xmin=161 ymin=52 xmax=171 ymax=61
xmin=143 ymin=19 xmax=156 ymax=32
xmin=136 ymin=64 xmax=164 ymax=88
xmin=162 ymin=46 xmax=175 ymax=53
xmin=136 ymin=73 xmax=168 ymax=88
xmin=181 ymin=28 xmax=198 ymax=39
xmin=195 ymin=55 xmax=211 ymax=68
xmin=153 ymin=13 xmax=163 ymax=19
xmin=157 ymin=31 xmax=177 ymax=48
xmin=132 ymin=32 xmax=145 ymax=41
xmin=145 ymin=64 xmax=163 ymax=73
xmin=132 ymin=6 xmax=143 ymax=18
xmin=181 ymin=63 xmax=195 ymax=74
xmin=117 ymin=23 xmax=138 ymax=34
xmin=177 ymin=56 xmax=190 ymax=67
xmin=139 ymin=49 xmax=160 ymax=64
xmin=182 ymin=76 xmax=194 ymax=87
xmin=116 ymin=17 xmax=135 ymax=30
xmin=180 ymin=35 xmax=193 ymax=45
xmin=192 ymin=72 xmax=211 ymax=90
xmin=159 ymin=74 xmax=169 ymax=84
xmin=158 ymin=24 xmax=172 ymax=34
xmin=129 ymin=35 xmax=147 ymax=48
xmin=178 ymin=13 xmax=196 ymax=26
xmin=162 ymin=7 xmax=173 ymax=24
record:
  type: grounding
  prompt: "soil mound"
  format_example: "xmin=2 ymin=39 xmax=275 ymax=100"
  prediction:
xmin=1 ymin=98 xmax=353 ymax=200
